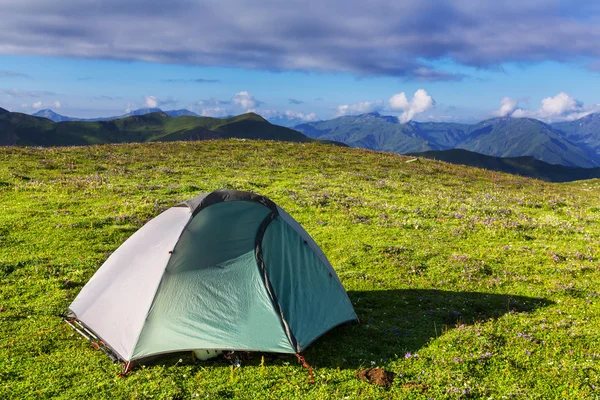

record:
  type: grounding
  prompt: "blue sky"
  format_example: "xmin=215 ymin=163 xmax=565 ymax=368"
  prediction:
xmin=1 ymin=0 xmax=600 ymax=123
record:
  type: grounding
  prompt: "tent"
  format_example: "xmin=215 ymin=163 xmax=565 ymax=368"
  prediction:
xmin=67 ymin=189 xmax=357 ymax=364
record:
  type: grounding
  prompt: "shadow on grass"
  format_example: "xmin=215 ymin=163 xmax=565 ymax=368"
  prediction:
xmin=138 ymin=289 xmax=553 ymax=371
xmin=303 ymin=289 xmax=553 ymax=369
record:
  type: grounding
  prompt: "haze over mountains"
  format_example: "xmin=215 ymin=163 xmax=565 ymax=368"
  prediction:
xmin=32 ymin=108 xmax=201 ymax=122
xmin=0 ymin=107 xmax=341 ymax=147
xmin=294 ymin=112 xmax=600 ymax=168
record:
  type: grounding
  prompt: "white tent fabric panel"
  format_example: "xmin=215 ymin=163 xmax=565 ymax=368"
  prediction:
xmin=69 ymin=207 xmax=192 ymax=360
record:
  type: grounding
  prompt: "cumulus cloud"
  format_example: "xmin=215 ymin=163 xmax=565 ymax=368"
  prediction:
xmin=232 ymin=91 xmax=261 ymax=111
xmin=336 ymin=100 xmax=384 ymax=116
xmin=32 ymin=101 xmax=42 ymax=109
xmin=493 ymin=97 xmax=518 ymax=117
xmin=511 ymin=92 xmax=600 ymax=121
xmin=1 ymin=2 xmax=598 ymax=79
xmin=145 ymin=95 xmax=158 ymax=108
xmin=144 ymin=95 xmax=176 ymax=109
xmin=53 ymin=100 xmax=61 ymax=109
xmin=388 ymin=89 xmax=435 ymax=123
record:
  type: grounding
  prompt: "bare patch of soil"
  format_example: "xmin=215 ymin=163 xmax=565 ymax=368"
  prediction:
xmin=356 ymin=367 xmax=395 ymax=388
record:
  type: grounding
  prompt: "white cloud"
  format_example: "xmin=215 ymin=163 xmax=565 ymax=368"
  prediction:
xmin=539 ymin=92 xmax=581 ymax=116
xmin=32 ymin=101 xmax=42 ymax=109
xmin=53 ymin=100 xmax=61 ymax=109
xmin=232 ymin=91 xmax=259 ymax=110
xmin=145 ymin=95 xmax=158 ymax=108
xmin=388 ymin=89 xmax=435 ymax=122
xmin=511 ymin=92 xmax=597 ymax=122
xmin=336 ymin=100 xmax=384 ymax=116
xmin=200 ymin=107 xmax=227 ymax=117
xmin=493 ymin=97 xmax=518 ymax=117
xmin=284 ymin=110 xmax=318 ymax=121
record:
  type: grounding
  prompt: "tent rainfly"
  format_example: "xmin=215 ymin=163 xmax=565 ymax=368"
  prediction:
xmin=66 ymin=189 xmax=357 ymax=365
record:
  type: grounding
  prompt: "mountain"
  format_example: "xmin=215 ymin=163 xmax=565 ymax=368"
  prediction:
xmin=295 ymin=112 xmax=444 ymax=154
xmin=552 ymin=113 xmax=600 ymax=155
xmin=30 ymin=108 xmax=201 ymax=122
xmin=0 ymin=110 xmax=344 ymax=147
xmin=163 ymin=109 xmax=201 ymax=117
xmin=32 ymin=109 xmax=77 ymax=122
xmin=295 ymin=113 xmax=600 ymax=168
xmin=457 ymin=117 xmax=599 ymax=168
xmin=0 ymin=107 xmax=8 ymax=116
xmin=410 ymin=148 xmax=600 ymax=182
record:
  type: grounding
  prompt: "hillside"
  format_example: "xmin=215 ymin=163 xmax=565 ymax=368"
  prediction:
xmin=1 ymin=140 xmax=599 ymax=398
xmin=0 ymin=110 xmax=341 ymax=147
xmin=552 ymin=113 xmax=600 ymax=155
xmin=295 ymin=113 xmax=600 ymax=168
xmin=410 ymin=148 xmax=600 ymax=182
xmin=458 ymin=117 xmax=599 ymax=168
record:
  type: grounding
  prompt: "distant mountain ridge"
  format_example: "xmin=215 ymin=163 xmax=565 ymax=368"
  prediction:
xmin=410 ymin=148 xmax=600 ymax=182
xmin=0 ymin=109 xmax=345 ymax=147
xmin=32 ymin=108 xmax=201 ymax=122
xmin=295 ymin=112 xmax=600 ymax=168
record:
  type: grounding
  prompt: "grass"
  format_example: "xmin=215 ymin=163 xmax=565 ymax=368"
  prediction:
xmin=1 ymin=140 xmax=599 ymax=399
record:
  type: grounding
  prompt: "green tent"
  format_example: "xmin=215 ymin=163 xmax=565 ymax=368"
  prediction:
xmin=67 ymin=189 xmax=357 ymax=362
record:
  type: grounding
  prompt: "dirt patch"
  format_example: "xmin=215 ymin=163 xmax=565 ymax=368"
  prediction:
xmin=356 ymin=367 xmax=395 ymax=388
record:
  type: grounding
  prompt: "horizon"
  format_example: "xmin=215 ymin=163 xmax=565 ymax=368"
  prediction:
xmin=2 ymin=1 xmax=600 ymax=124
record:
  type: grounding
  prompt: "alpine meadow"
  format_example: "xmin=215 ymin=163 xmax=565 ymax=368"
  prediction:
xmin=1 ymin=140 xmax=599 ymax=398
xmin=4 ymin=0 xmax=600 ymax=399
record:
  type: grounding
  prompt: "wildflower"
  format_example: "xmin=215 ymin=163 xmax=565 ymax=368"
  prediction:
xmin=405 ymin=352 xmax=412 ymax=359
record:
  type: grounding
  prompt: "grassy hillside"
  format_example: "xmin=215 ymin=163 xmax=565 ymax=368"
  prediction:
xmin=1 ymin=140 xmax=599 ymax=398
xmin=0 ymin=111 xmax=341 ymax=147
xmin=410 ymin=148 xmax=600 ymax=182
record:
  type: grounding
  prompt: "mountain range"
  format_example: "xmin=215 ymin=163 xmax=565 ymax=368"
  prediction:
xmin=32 ymin=108 xmax=201 ymax=122
xmin=409 ymin=148 xmax=600 ymax=182
xmin=0 ymin=108 xmax=342 ymax=147
xmin=294 ymin=112 xmax=600 ymax=168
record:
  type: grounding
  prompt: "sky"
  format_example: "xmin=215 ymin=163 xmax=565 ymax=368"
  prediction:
xmin=1 ymin=0 xmax=600 ymax=124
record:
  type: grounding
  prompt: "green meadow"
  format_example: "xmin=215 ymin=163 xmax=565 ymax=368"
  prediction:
xmin=1 ymin=140 xmax=599 ymax=399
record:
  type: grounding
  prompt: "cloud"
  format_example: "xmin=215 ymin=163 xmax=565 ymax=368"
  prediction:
xmin=1 ymin=2 xmax=599 ymax=78
xmin=144 ymin=95 xmax=176 ymax=108
xmin=0 ymin=70 xmax=30 ymax=79
xmin=53 ymin=100 xmax=61 ymax=109
xmin=145 ymin=95 xmax=158 ymax=108
xmin=336 ymin=100 xmax=384 ymax=116
xmin=284 ymin=110 xmax=317 ymax=121
xmin=32 ymin=101 xmax=42 ymax=109
xmin=0 ymin=88 xmax=57 ymax=98
xmin=388 ymin=89 xmax=435 ymax=123
xmin=511 ymin=92 xmax=599 ymax=121
xmin=199 ymin=107 xmax=228 ymax=117
xmin=232 ymin=91 xmax=261 ymax=111
xmin=162 ymin=78 xmax=220 ymax=83
xmin=493 ymin=97 xmax=518 ymax=117
xmin=410 ymin=67 xmax=466 ymax=82
xmin=288 ymin=98 xmax=304 ymax=105
xmin=314 ymin=97 xmax=324 ymax=101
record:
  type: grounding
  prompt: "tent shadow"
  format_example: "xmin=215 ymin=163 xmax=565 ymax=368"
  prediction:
xmin=302 ymin=289 xmax=553 ymax=369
